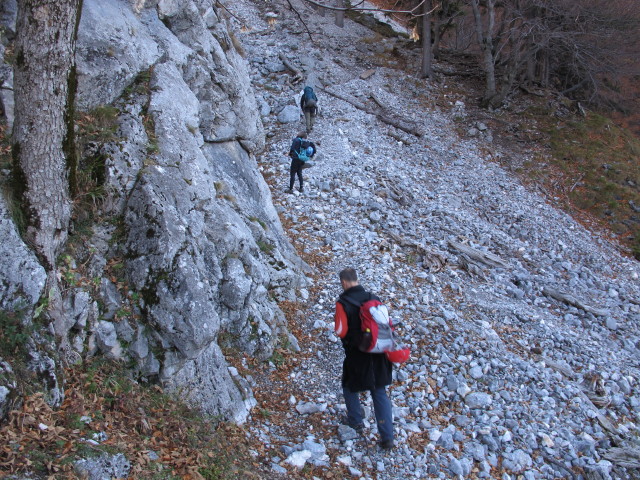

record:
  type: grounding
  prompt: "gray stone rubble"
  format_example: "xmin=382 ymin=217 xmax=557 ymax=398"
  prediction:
xmin=232 ymin=0 xmax=640 ymax=478
xmin=0 ymin=0 xmax=638 ymax=478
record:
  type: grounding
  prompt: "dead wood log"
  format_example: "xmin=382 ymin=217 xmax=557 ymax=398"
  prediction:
xmin=603 ymin=447 xmax=640 ymax=469
xmin=387 ymin=232 xmax=447 ymax=272
xmin=542 ymin=287 xmax=609 ymax=317
xmin=536 ymin=354 xmax=640 ymax=474
xmin=447 ymin=240 xmax=508 ymax=269
xmin=539 ymin=356 xmax=578 ymax=380
xmin=370 ymin=91 xmax=389 ymax=111
xmin=574 ymin=386 xmax=619 ymax=436
xmin=320 ymin=87 xmax=423 ymax=137
xmin=459 ymin=254 xmax=486 ymax=278
xmin=278 ymin=52 xmax=303 ymax=84
xmin=540 ymin=453 xmax=578 ymax=480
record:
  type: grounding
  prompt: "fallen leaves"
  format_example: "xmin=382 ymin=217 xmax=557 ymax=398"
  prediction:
xmin=0 ymin=362 xmax=273 ymax=479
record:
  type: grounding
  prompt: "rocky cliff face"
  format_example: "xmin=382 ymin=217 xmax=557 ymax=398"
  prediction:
xmin=0 ymin=0 xmax=307 ymax=423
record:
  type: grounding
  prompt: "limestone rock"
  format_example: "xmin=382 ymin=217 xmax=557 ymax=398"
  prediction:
xmin=0 ymin=194 xmax=46 ymax=311
xmin=76 ymin=0 xmax=161 ymax=110
xmin=0 ymin=360 xmax=17 ymax=421
xmin=75 ymin=453 xmax=131 ymax=480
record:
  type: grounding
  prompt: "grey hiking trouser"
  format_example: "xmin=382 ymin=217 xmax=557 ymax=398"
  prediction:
xmin=304 ymin=109 xmax=315 ymax=131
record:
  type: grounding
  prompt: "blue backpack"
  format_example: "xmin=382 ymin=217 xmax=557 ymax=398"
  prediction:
xmin=303 ymin=87 xmax=317 ymax=108
xmin=297 ymin=140 xmax=313 ymax=161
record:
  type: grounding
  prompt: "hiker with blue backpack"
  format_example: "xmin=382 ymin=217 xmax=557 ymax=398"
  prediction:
xmin=287 ymin=131 xmax=316 ymax=193
xmin=300 ymin=86 xmax=318 ymax=132
xmin=334 ymin=268 xmax=395 ymax=450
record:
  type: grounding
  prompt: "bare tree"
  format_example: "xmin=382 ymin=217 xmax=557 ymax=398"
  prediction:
xmin=420 ymin=0 xmax=432 ymax=78
xmin=469 ymin=0 xmax=498 ymax=106
xmin=461 ymin=0 xmax=640 ymax=108
xmin=432 ymin=0 xmax=465 ymax=58
xmin=535 ymin=0 xmax=640 ymax=104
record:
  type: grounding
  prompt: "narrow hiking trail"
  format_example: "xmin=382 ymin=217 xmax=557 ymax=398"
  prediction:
xmin=229 ymin=1 xmax=640 ymax=479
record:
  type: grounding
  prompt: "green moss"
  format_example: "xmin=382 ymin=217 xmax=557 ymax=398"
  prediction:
xmin=65 ymin=65 xmax=79 ymax=196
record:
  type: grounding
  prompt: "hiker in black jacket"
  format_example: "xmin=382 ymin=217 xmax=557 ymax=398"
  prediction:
xmin=287 ymin=131 xmax=316 ymax=193
xmin=334 ymin=268 xmax=395 ymax=450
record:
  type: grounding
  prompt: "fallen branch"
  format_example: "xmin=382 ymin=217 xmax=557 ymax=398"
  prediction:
xmin=216 ymin=1 xmax=248 ymax=29
xmin=447 ymin=240 xmax=508 ymax=268
xmin=539 ymin=358 xmax=619 ymax=435
xmin=278 ymin=52 xmax=303 ymax=84
xmin=569 ymin=174 xmax=584 ymax=193
xmin=320 ymin=87 xmax=423 ymax=137
xmin=542 ymin=287 xmax=609 ymax=317
xmin=575 ymin=389 xmax=619 ymax=435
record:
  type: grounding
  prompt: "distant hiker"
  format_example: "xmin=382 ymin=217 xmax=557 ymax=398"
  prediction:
xmin=300 ymin=86 xmax=318 ymax=133
xmin=334 ymin=268 xmax=395 ymax=450
xmin=287 ymin=131 xmax=316 ymax=193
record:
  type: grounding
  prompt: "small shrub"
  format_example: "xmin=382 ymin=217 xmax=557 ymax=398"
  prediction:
xmin=256 ymin=240 xmax=274 ymax=254
xmin=248 ymin=216 xmax=267 ymax=230
xmin=0 ymin=308 xmax=31 ymax=358
xmin=123 ymin=68 xmax=153 ymax=98
xmin=77 ymin=105 xmax=120 ymax=144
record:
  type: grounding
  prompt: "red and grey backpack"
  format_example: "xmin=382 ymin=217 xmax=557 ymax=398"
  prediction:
xmin=338 ymin=295 xmax=410 ymax=363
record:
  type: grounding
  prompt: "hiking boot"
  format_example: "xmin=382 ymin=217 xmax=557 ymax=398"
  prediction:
xmin=352 ymin=423 xmax=364 ymax=433
xmin=285 ymin=188 xmax=293 ymax=194
xmin=298 ymin=186 xmax=304 ymax=192
xmin=379 ymin=439 xmax=394 ymax=450
xmin=340 ymin=416 xmax=363 ymax=433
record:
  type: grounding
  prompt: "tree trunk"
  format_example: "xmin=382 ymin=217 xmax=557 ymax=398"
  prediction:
xmin=470 ymin=0 xmax=497 ymax=105
xmin=433 ymin=7 xmax=442 ymax=59
xmin=335 ymin=0 xmax=345 ymax=27
xmin=420 ymin=0 xmax=433 ymax=78
xmin=12 ymin=0 xmax=82 ymax=271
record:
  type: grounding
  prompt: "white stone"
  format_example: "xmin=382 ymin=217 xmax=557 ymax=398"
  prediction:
xmin=285 ymin=450 xmax=312 ymax=468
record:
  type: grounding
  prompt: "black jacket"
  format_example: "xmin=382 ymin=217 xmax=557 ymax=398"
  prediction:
xmin=338 ymin=285 xmax=393 ymax=392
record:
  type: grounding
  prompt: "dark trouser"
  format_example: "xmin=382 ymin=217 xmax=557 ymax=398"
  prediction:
xmin=289 ymin=157 xmax=303 ymax=190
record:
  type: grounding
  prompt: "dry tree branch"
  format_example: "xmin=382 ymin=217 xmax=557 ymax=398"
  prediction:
xmin=216 ymin=0 xmax=249 ymax=29
xmin=284 ymin=0 xmax=315 ymax=42
xmin=300 ymin=0 xmax=432 ymax=17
